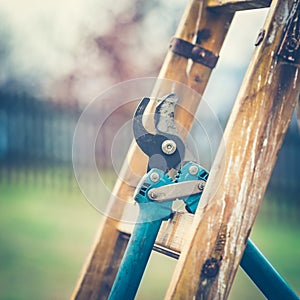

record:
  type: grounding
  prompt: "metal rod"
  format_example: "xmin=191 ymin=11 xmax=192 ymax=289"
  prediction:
xmin=241 ymin=239 xmax=299 ymax=300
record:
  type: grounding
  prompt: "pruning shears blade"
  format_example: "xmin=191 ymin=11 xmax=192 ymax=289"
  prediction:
xmin=154 ymin=93 xmax=179 ymax=136
xmin=132 ymin=94 xmax=185 ymax=172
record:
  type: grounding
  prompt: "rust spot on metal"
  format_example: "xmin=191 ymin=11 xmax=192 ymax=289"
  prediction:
xmin=169 ymin=37 xmax=219 ymax=68
xmin=196 ymin=29 xmax=211 ymax=44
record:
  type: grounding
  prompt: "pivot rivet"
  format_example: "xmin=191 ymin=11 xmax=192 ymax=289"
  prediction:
xmin=161 ymin=140 xmax=177 ymax=155
xmin=150 ymin=172 xmax=160 ymax=182
xmin=189 ymin=165 xmax=198 ymax=175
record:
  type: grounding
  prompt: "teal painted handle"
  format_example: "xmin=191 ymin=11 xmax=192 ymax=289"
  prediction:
xmin=108 ymin=213 xmax=162 ymax=300
xmin=241 ymin=239 xmax=299 ymax=300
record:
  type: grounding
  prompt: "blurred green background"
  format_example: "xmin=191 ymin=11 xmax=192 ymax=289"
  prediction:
xmin=0 ymin=174 xmax=299 ymax=300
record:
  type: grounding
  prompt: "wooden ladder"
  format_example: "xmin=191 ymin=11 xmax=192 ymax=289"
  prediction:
xmin=71 ymin=0 xmax=300 ymax=299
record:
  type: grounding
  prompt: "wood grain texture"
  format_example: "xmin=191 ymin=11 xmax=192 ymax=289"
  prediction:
xmin=72 ymin=1 xmax=234 ymax=299
xmin=72 ymin=219 xmax=129 ymax=300
xmin=297 ymin=96 xmax=300 ymax=132
xmin=118 ymin=212 xmax=194 ymax=255
xmin=158 ymin=0 xmax=233 ymax=136
xmin=166 ymin=0 xmax=300 ymax=299
xmin=207 ymin=0 xmax=271 ymax=12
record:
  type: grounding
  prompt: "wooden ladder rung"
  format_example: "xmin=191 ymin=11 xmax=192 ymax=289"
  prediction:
xmin=117 ymin=211 xmax=194 ymax=258
xmin=207 ymin=0 xmax=271 ymax=12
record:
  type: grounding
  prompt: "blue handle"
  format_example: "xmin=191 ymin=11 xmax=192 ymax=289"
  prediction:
xmin=241 ymin=239 xmax=299 ymax=300
xmin=108 ymin=165 xmax=206 ymax=300
xmin=108 ymin=212 xmax=163 ymax=300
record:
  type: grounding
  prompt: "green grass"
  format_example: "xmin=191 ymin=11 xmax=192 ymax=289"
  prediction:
xmin=0 ymin=180 xmax=299 ymax=300
xmin=229 ymin=218 xmax=300 ymax=299
xmin=137 ymin=217 xmax=300 ymax=300
xmin=0 ymin=183 xmax=101 ymax=300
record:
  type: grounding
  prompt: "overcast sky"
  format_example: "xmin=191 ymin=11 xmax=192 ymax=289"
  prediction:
xmin=0 ymin=0 xmax=268 ymax=111
xmin=0 ymin=0 xmax=121 ymax=94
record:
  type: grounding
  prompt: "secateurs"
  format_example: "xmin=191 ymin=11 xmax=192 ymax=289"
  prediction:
xmin=107 ymin=93 xmax=300 ymax=300
xmin=108 ymin=94 xmax=208 ymax=300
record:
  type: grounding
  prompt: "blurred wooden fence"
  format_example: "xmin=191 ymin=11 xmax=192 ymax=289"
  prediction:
xmin=0 ymin=91 xmax=299 ymax=221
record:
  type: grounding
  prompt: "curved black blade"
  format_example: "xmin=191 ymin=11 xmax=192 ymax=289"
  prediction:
xmin=133 ymin=97 xmax=155 ymax=156
xmin=133 ymin=95 xmax=186 ymax=172
xmin=133 ymin=97 xmax=150 ymax=137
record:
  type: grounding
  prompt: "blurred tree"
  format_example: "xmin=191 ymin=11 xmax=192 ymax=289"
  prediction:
xmin=51 ymin=0 xmax=185 ymax=105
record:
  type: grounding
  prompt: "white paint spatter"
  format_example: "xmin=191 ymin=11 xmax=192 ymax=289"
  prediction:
xmin=263 ymin=137 xmax=268 ymax=148
xmin=225 ymin=118 xmax=261 ymax=257
xmin=257 ymin=74 xmax=262 ymax=90
xmin=293 ymin=68 xmax=299 ymax=90
xmin=267 ymin=59 xmax=277 ymax=85
xmin=267 ymin=21 xmax=278 ymax=45
xmin=185 ymin=59 xmax=191 ymax=78
xmin=267 ymin=1 xmax=289 ymax=45
xmin=281 ymin=1 xmax=291 ymax=25
xmin=217 ymin=269 xmax=227 ymax=298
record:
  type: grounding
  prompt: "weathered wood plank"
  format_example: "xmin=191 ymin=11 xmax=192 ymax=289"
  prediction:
xmin=72 ymin=219 xmax=129 ymax=300
xmin=158 ymin=1 xmax=234 ymax=135
xmin=118 ymin=211 xmax=194 ymax=255
xmin=207 ymin=0 xmax=271 ymax=12
xmin=166 ymin=0 xmax=300 ymax=299
xmin=72 ymin=1 xmax=234 ymax=299
xmin=297 ymin=96 xmax=300 ymax=132
xmin=156 ymin=212 xmax=194 ymax=253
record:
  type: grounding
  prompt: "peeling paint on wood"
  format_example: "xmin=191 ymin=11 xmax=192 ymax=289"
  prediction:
xmin=166 ymin=0 xmax=300 ymax=299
